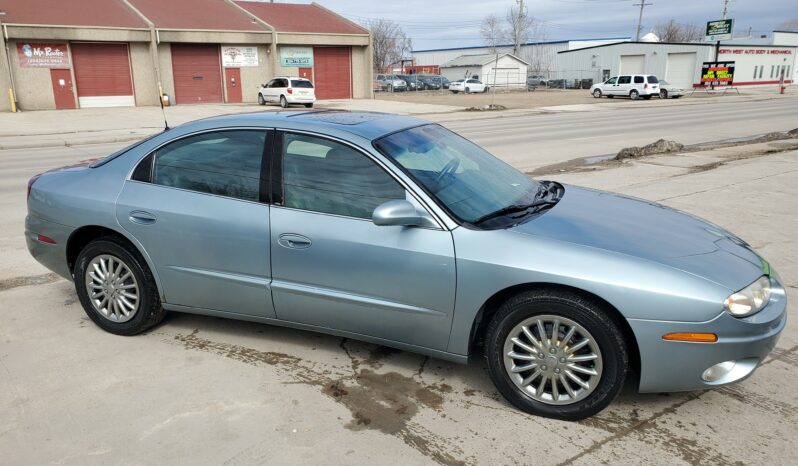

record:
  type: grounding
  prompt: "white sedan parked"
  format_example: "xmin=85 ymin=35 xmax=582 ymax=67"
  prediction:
xmin=450 ymin=78 xmax=488 ymax=94
xmin=258 ymin=77 xmax=315 ymax=108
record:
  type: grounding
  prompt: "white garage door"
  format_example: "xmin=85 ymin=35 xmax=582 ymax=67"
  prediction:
xmin=487 ymin=67 xmax=522 ymax=87
xmin=666 ymin=52 xmax=697 ymax=88
xmin=620 ymin=55 xmax=645 ymax=75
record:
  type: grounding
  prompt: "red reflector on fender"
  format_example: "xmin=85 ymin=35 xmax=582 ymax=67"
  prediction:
xmin=37 ymin=234 xmax=57 ymax=244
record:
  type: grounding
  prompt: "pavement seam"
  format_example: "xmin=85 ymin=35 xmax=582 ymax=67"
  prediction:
xmin=655 ymin=167 xmax=798 ymax=202
xmin=0 ymin=273 xmax=62 ymax=292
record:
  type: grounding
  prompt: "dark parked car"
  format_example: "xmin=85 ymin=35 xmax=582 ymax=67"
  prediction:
xmin=397 ymin=75 xmax=422 ymax=91
xmin=418 ymin=76 xmax=441 ymax=90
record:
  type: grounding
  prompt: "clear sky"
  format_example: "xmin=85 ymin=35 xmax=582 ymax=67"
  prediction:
xmin=306 ymin=0 xmax=796 ymax=50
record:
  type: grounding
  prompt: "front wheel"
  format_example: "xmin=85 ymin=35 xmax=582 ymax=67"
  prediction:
xmin=257 ymin=93 xmax=265 ymax=105
xmin=592 ymin=89 xmax=602 ymax=98
xmin=74 ymin=238 xmax=166 ymax=336
xmin=280 ymin=95 xmax=288 ymax=108
xmin=484 ymin=289 xmax=628 ymax=421
xmin=630 ymin=90 xmax=640 ymax=100
xmin=660 ymin=90 xmax=668 ymax=99
xmin=465 ymin=87 xmax=471 ymax=93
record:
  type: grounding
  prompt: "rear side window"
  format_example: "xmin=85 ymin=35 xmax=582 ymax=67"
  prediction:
xmin=291 ymin=79 xmax=313 ymax=88
xmin=633 ymin=76 xmax=644 ymax=84
xmin=618 ymin=76 xmax=631 ymax=84
xmin=150 ymin=130 xmax=266 ymax=202
xmin=647 ymin=75 xmax=659 ymax=83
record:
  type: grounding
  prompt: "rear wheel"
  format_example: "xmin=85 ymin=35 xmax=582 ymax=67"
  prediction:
xmin=74 ymin=238 xmax=166 ymax=336
xmin=592 ymin=89 xmax=602 ymax=98
xmin=630 ymin=90 xmax=640 ymax=100
xmin=257 ymin=93 xmax=265 ymax=105
xmin=660 ymin=89 xmax=668 ymax=99
xmin=484 ymin=289 xmax=628 ymax=421
xmin=280 ymin=95 xmax=288 ymax=108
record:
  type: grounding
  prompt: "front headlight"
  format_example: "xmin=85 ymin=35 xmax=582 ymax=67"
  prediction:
xmin=724 ymin=276 xmax=772 ymax=317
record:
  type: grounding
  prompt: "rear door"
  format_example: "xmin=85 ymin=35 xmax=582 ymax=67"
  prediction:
xmin=116 ymin=129 xmax=274 ymax=317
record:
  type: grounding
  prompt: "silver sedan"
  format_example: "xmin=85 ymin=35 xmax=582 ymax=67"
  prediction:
xmin=25 ymin=111 xmax=786 ymax=420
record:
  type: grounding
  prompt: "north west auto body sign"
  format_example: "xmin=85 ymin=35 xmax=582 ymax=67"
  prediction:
xmin=719 ymin=48 xmax=793 ymax=56
xmin=17 ymin=43 xmax=71 ymax=68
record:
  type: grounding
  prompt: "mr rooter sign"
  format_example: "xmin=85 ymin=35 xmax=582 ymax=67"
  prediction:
xmin=17 ymin=43 xmax=71 ymax=68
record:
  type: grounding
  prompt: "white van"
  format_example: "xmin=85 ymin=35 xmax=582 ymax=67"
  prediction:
xmin=590 ymin=75 xmax=660 ymax=100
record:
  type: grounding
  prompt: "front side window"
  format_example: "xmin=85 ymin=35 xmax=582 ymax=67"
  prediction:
xmin=374 ymin=124 xmax=540 ymax=224
xmin=151 ymin=130 xmax=265 ymax=202
xmin=606 ymin=77 xmax=618 ymax=84
xmin=618 ymin=76 xmax=631 ymax=84
xmin=282 ymin=134 xmax=405 ymax=219
xmin=266 ymin=79 xmax=278 ymax=88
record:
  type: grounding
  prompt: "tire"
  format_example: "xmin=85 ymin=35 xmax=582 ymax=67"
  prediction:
xmin=630 ymin=90 xmax=640 ymax=100
xmin=483 ymin=87 xmax=489 ymax=93
xmin=280 ymin=95 xmax=288 ymax=108
xmin=465 ymin=87 xmax=470 ymax=93
xmin=592 ymin=89 xmax=602 ymax=98
xmin=74 ymin=237 xmax=166 ymax=336
xmin=304 ymin=103 xmax=314 ymax=108
xmin=257 ymin=93 xmax=265 ymax=105
xmin=484 ymin=289 xmax=628 ymax=421
xmin=660 ymin=90 xmax=668 ymax=99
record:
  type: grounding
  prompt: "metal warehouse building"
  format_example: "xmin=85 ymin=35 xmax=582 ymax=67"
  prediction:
xmin=0 ymin=0 xmax=373 ymax=112
xmin=412 ymin=37 xmax=630 ymax=75
xmin=555 ymin=31 xmax=798 ymax=90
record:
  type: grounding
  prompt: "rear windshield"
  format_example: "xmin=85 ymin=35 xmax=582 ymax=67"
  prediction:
xmin=647 ymin=75 xmax=659 ymax=83
xmin=291 ymin=80 xmax=313 ymax=88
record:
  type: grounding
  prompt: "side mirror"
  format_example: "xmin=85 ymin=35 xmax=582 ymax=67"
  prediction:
xmin=372 ymin=200 xmax=436 ymax=228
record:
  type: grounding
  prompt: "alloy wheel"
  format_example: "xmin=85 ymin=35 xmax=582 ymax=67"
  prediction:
xmin=84 ymin=254 xmax=140 ymax=323
xmin=503 ymin=314 xmax=603 ymax=405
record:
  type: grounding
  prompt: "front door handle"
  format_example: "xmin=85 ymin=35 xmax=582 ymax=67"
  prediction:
xmin=129 ymin=210 xmax=157 ymax=225
xmin=278 ymin=233 xmax=312 ymax=249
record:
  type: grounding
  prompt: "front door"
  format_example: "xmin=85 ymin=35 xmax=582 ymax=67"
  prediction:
xmin=50 ymin=69 xmax=76 ymax=109
xmin=269 ymin=132 xmax=457 ymax=350
xmin=225 ymin=68 xmax=242 ymax=103
xmin=115 ymin=129 xmax=274 ymax=317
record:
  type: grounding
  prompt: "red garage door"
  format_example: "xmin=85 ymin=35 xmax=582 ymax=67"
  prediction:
xmin=171 ymin=44 xmax=223 ymax=104
xmin=71 ymin=43 xmax=134 ymax=108
xmin=313 ymin=47 xmax=351 ymax=100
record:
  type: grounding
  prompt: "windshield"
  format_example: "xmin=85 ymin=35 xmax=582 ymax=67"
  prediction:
xmin=374 ymin=124 xmax=541 ymax=224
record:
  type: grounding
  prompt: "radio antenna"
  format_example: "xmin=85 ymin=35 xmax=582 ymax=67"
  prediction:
xmin=158 ymin=83 xmax=170 ymax=131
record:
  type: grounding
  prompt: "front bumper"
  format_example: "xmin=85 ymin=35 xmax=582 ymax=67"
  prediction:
xmin=25 ymin=214 xmax=74 ymax=280
xmin=629 ymin=284 xmax=787 ymax=392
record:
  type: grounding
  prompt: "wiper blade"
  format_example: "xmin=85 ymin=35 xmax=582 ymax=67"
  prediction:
xmin=473 ymin=200 xmax=557 ymax=225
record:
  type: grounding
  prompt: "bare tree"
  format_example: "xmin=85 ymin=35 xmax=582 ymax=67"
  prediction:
xmin=365 ymin=19 xmax=413 ymax=72
xmin=505 ymin=3 xmax=536 ymax=56
xmin=777 ymin=19 xmax=798 ymax=31
xmin=480 ymin=14 xmax=503 ymax=53
xmin=653 ymin=20 xmax=704 ymax=42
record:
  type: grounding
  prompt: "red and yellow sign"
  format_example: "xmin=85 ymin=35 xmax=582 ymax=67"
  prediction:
xmin=17 ymin=43 xmax=70 ymax=68
xmin=700 ymin=61 xmax=735 ymax=87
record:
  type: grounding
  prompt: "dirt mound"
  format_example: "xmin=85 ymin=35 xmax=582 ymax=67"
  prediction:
xmin=615 ymin=139 xmax=684 ymax=160
xmin=464 ymin=104 xmax=507 ymax=112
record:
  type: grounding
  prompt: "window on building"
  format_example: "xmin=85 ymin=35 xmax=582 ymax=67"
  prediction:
xmin=759 ymin=66 xmax=764 ymax=79
xmin=771 ymin=65 xmax=775 ymax=78
xmin=753 ymin=66 xmax=758 ymax=80
xmin=151 ymin=130 xmax=266 ymax=202
xmin=282 ymin=133 xmax=405 ymax=219
xmin=788 ymin=66 xmax=792 ymax=79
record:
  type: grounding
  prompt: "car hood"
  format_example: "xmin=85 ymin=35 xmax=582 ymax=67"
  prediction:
xmin=510 ymin=185 xmax=766 ymax=291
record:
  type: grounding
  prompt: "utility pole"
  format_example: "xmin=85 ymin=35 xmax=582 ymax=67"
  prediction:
xmin=633 ymin=1 xmax=652 ymax=41
xmin=722 ymin=0 xmax=729 ymax=19
xmin=513 ymin=0 xmax=525 ymax=56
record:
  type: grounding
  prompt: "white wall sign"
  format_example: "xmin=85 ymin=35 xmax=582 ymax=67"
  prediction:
xmin=222 ymin=46 xmax=259 ymax=67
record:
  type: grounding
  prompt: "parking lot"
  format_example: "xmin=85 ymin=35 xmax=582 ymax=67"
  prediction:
xmin=1 ymin=97 xmax=797 ymax=465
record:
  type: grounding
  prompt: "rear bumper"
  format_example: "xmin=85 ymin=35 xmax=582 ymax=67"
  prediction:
xmin=629 ymin=284 xmax=787 ymax=392
xmin=286 ymin=95 xmax=316 ymax=104
xmin=25 ymin=214 xmax=73 ymax=280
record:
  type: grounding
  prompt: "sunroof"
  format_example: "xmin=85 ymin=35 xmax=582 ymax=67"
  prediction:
xmin=289 ymin=111 xmax=388 ymax=126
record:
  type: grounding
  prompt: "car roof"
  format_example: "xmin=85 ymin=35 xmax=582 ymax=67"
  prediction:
xmin=188 ymin=110 xmax=427 ymax=141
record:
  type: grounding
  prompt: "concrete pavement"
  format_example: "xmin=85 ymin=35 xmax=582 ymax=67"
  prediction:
xmin=0 ymin=105 xmax=796 ymax=465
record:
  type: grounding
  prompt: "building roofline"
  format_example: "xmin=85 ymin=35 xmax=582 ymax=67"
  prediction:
xmin=1 ymin=23 xmax=151 ymax=32
xmin=558 ymin=40 xmax=798 ymax=54
xmin=442 ymin=52 xmax=530 ymax=67
xmin=310 ymin=2 xmax=370 ymax=34
xmin=772 ymin=30 xmax=798 ymax=34
xmin=413 ymin=37 xmax=630 ymax=53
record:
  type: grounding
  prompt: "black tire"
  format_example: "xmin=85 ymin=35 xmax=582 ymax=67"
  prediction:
xmin=660 ymin=90 xmax=668 ymax=99
xmin=630 ymin=90 xmax=640 ymax=100
xmin=74 ymin=237 xmax=166 ymax=336
xmin=592 ymin=89 xmax=602 ymax=98
xmin=484 ymin=289 xmax=628 ymax=421
xmin=280 ymin=95 xmax=288 ymax=108
xmin=465 ymin=87 xmax=471 ymax=93
xmin=257 ymin=93 xmax=265 ymax=105
xmin=304 ymin=103 xmax=314 ymax=108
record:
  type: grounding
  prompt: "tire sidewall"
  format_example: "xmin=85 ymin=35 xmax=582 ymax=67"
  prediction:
xmin=593 ymin=89 xmax=602 ymax=98
xmin=280 ymin=96 xmax=288 ymax=108
xmin=258 ymin=93 xmax=265 ymax=105
xmin=630 ymin=90 xmax=639 ymax=100
xmin=74 ymin=239 xmax=157 ymax=335
xmin=485 ymin=292 xmax=627 ymax=421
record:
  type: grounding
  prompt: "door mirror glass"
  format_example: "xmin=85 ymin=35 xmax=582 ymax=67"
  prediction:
xmin=372 ymin=199 xmax=434 ymax=227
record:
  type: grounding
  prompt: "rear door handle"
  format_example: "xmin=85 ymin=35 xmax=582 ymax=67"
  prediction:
xmin=129 ymin=210 xmax=157 ymax=225
xmin=278 ymin=233 xmax=312 ymax=249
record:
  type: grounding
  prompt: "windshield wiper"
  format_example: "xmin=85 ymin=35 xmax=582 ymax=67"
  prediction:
xmin=472 ymin=199 xmax=558 ymax=225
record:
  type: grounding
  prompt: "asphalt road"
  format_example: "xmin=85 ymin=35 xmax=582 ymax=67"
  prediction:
xmin=444 ymin=94 xmax=798 ymax=171
xmin=1 ymin=101 xmax=797 ymax=465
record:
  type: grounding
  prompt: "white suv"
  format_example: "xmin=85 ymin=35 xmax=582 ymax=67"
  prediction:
xmin=590 ymin=75 xmax=660 ymax=100
xmin=258 ymin=77 xmax=315 ymax=108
